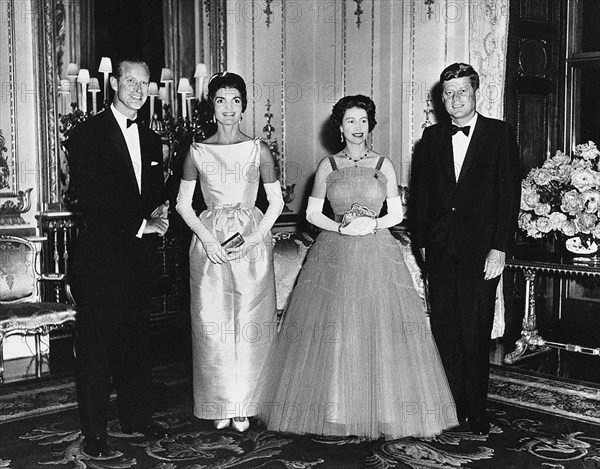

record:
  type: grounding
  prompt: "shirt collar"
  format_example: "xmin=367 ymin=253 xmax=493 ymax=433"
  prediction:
xmin=451 ymin=112 xmax=478 ymax=131
xmin=111 ymin=104 xmax=137 ymax=130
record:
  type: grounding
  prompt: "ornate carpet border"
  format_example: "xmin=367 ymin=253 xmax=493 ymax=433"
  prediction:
xmin=489 ymin=368 xmax=600 ymax=425
xmin=0 ymin=380 xmax=77 ymax=424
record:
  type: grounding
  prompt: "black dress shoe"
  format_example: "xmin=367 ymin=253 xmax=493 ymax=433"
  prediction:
xmin=468 ymin=415 xmax=490 ymax=435
xmin=82 ymin=434 xmax=110 ymax=457
xmin=121 ymin=421 xmax=169 ymax=438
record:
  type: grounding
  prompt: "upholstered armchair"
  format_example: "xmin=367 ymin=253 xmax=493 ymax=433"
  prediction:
xmin=0 ymin=235 xmax=76 ymax=382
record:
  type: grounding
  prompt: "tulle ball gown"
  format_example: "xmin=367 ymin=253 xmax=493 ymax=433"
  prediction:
xmin=254 ymin=158 xmax=458 ymax=440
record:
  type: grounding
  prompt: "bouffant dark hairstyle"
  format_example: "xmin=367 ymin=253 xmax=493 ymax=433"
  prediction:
xmin=207 ymin=71 xmax=248 ymax=112
xmin=330 ymin=95 xmax=377 ymax=132
xmin=440 ymin=63 xmax=480 ymax=91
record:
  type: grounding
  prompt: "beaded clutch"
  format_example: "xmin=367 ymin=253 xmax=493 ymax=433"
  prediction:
xmin=341 ymin=203 xmax=377 ymax=227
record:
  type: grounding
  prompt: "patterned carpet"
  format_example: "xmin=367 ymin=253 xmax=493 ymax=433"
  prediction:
xmin=1 ymin=366 xmax=600 ymax=468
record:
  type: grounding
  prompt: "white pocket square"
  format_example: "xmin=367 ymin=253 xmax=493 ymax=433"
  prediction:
xmin=151 ymin=161 xmax=159 ymax=166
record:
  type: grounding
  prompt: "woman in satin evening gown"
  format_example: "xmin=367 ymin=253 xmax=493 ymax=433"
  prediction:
xmin=254 ymin=95 xmax=458 ymax=440
xmin=176 ymin=72 xmax=284 ymax=433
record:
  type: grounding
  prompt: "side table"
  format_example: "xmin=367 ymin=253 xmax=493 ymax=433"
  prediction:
xmin=504 ymin=257 xmax=600 ymax=364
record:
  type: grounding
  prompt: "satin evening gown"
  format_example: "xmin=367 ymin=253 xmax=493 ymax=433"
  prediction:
xmin=254 ymin=157 xmax=458 ymax=440
xmin=188 ymin=139 xmax=277 ymax=420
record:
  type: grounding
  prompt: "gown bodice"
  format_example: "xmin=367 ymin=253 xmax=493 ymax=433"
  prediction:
xmin=190 ymin=139 xmax=261 ymax=209
xmin=326 ymin=160 xmax=388 ymax=217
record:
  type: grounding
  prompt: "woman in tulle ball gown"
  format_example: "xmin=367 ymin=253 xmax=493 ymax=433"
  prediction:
xmin=176 ymin=72 xmax=284 ymax=433
xmin=254 ymin=95 xmax=458 ymax=440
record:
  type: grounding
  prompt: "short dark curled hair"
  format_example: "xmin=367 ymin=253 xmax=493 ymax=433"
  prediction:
xmin=330 ymin=95 xmax=377 ymax=132
xmin=207 ymin=71 xmax=248 ymax=112
xmin=440 ymin=63 xmax=480 ymax=91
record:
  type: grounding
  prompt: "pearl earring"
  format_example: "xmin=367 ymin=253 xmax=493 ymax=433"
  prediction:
xmin=340 ymin=130 xmax=344 ymax=142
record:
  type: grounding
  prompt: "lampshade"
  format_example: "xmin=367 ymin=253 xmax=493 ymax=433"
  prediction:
xmin=88 ymin=78 xmax=101 ymax=92
xmin=177 ymin=78 xmax=191 ymax=94
xmin=77 ymin=68 xmax=91 ymax=84
xmin=59 ymin=79 xmax=71 ymax=92
xmin=148 ymin=82 xmax=159 ymax=96
xmin=66 ymin=63 xmax=79 ymax=78
xmin=160 ymin=68 xmax=174 ymax=82
xmin=98 ymin=56 xmax=113 ymax=73
xmin=158 ymin=87 xmax=168 ymax=100
xmin=194 ymin=63 xmax=209 ymax=77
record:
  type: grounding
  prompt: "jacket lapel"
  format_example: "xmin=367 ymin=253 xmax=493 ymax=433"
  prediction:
xmin=139 ymin=127 xmax=157 ymax=198
xmin=102 ymin=111 xmax=141 ymax=198
xmin=439 ymin=123 xmax=456 ymax=186
xmin=457 ymin=114 xmax=486 ymax=184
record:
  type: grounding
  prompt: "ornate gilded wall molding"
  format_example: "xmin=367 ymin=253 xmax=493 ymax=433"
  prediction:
xmin=423 ymin=93 xmax=434 ymax=128
xmin=1 ymin=0 xmax=18 ymax=197
xmin=353 ymin=0 xmax=364 ymax=28
xmin=280 ymin=0 xmax=287 ymax=192
xmin=22 ymin=0 xmax=62 ymax=210
xmin=251 ymin=0 xmax=256 ymax=135
xmin=424 ymin=0 xmax=435 ymax=20
xmin=342 ymin=0 xmax=347 ymax=97
xmin=0 ymin=130 xmax=9 ymax=192
xmin=37 ymin=0 xmax=61 ymax=208
xmin=0 ymin=188 xmax=33 ymax=225
xmin=213 ymin=0 xmax=227 ymax=72
xmin=264 ymin=0 xmax=274 ymax=28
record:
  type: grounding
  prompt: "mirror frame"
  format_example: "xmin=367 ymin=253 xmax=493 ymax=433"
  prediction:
xmin=35 ymin=0 xmax=227 ymax=210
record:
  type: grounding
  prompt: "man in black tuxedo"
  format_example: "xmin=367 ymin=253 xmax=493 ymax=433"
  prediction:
xmin=65 ymin=59 xmax=169 ymax=457
xmin=411 ymin=63 xmax=521 ymax=435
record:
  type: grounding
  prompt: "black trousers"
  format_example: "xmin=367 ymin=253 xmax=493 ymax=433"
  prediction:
xmin=427 ymin=258 xmax=499 ymax=421
xmin=75 ymin=303 xmax=152 ymax=437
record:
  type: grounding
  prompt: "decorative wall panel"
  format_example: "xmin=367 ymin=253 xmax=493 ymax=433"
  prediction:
xmin=0 ymin=0 xmax=18 ymax=196
xmin=520 ymin=0 xmax=549 ymax=22
xmin=517 ymin=94 xmax=548 ymax=172
xmin=0 ymin=0 xmax=37 ymax=228
xmin=227 ymin=0 xmax=510 ymax=211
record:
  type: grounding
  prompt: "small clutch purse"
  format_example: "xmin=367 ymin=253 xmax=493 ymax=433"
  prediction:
xmin=341 ymin=203 xmax=377 ymax=227
xmin=221 ymin=232 xmax=245 ymax=250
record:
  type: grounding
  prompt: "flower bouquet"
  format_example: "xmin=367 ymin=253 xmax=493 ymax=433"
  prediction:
xmin=518 ymin=141 xmax=600 ymax=256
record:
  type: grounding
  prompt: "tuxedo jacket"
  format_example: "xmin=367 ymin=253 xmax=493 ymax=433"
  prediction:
xmin=65 ymin=109 xmax=165 ymax=309
xmin=410 ymin=114 xmax=521 ymax=276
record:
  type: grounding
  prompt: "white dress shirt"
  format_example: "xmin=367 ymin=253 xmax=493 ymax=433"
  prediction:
xmin=111 ymin=105 xmax=146 ymax=237
xmin=452 ymin=113 xmax=478 ymax=181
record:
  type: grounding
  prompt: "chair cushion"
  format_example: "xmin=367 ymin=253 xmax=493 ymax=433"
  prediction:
xmin=0 ymin=303 xmax=76 ymax=337
xmin=0 ymin=241 xmax=36 ymax=302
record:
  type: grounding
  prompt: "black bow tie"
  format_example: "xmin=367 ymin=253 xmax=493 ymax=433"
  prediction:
xmin=126 ymin=117 xmax=142 ymax=128
xmin=451 ymin=124 xmax=470 ymax=136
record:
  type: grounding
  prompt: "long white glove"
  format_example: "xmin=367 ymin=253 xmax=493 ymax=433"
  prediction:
xmin=375 ymin=195 xmax=404 ymax=229
xmin=306 ymin=196 xmax=340 ymax=232
xmin=176 ymin=179 xmax=228 ymax=264
xmin=250 ymin=181 xmax=284 ymax=242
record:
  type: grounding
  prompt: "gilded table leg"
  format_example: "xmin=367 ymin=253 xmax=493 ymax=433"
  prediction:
xmin=504 ymin=268 xmax=549 ymax=364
